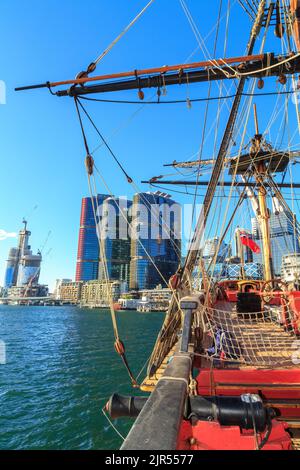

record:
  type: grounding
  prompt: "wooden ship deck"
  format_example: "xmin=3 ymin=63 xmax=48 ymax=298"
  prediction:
xmin=208 ymin=301 xmax=300 ymax=369
xmin=141 ymin=300 xmax=300 ymax=393
xmin=140 ymin=343 xmax=178 ymax=392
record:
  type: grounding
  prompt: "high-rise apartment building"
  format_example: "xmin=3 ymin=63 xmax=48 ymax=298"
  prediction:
xmin=281 ymin=253 xmax=300 ymax=284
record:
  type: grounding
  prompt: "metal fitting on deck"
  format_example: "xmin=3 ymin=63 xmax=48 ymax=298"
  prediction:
xmin=180 ymin=295 xmax=202 ymax=311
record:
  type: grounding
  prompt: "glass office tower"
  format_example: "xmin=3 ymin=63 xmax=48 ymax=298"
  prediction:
xmin=75 ymin=195 xmax=109 ymax=281
xmin=98 ymin=197 xmax=132 ymax=285
xmin=130 ymin=192 xmax=181 ymax=290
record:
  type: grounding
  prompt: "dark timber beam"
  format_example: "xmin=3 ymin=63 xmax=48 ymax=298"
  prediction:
xmin=54 ymin=53 xmax=300 ymax=97
xmin=141 ymin=180 xmax=300 ymax=188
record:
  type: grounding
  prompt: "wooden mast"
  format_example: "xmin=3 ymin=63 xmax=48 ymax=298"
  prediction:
xmin=182 ymin=1 xmax=266 ymax=280
xmin=145 ymin=0 xmax=267 ymax=377
xmin=253 ymin=104 xmax=274 ymax=281
xmin=290 ymin=0 xmax=300 ymax=51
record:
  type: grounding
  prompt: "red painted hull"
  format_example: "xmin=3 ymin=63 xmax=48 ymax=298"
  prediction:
xmin=178 ymin=419 xmax=292 ymax=450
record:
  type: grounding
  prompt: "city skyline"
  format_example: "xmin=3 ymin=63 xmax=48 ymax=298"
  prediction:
xmin=3 ymin=192 xmax=300 ymax=290
xmin=1 ymin=1 xmax=300 ymax=291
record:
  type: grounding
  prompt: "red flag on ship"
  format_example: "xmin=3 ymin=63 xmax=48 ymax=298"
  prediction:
xmin=240 ymin=234 xmax=260 ymax=253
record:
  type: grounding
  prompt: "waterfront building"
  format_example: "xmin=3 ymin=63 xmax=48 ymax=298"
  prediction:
xmin=80 ymin=280 xmax=125 ymax=307
xmin=281 ymin=254 xmax=300 ymax=284
xmin=129 ymin=192 xmax=181 ymax=290
xmin=7 ymin=284 xmax=48 ymax=299
xmin=58 ymin=281 xmax=83 ymax=304
xmin=4 ymin=220 xmax=42 ymax=289
xmin=137 ymin=287 xmax=172 ymax=311
xmin=98 ymin=197 xmax=132 ymax=286
xmin=54 ymin=279 xmax=72 ymax=300
xmin=118 ymin=298 xmax=139 ymax=310
xmin=75 ymin=194 xmax=109 ymax=282
xmin=252 ymin=207 xmax=300 ymax=277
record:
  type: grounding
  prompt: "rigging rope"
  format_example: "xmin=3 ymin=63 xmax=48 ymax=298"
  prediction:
xmin=83 ymin=0 xmax=156 ymax=75
xmin=204 ymin=2 xmax=273 ymax=291
xmin=102 ymin=407 xmax=125 ymax=441
xmin=76 ymin=98 xmax=133 ymax=183
xmin=69 ymin=0 xmax=300 ymax=383
xmin=221 ymin=51 xmax=300 ymax=79
xmin=76 ymin=97 xmax=182 ymax=259
xmin=77 ymin=88 xmax=300 ymax=105
xmin=74 ymin=96 xmax=138 ymax=387
xmin=179 ymin=0 xmax=224 ymax=274
xmin=282 ymin=0 xmax=300 ymax=137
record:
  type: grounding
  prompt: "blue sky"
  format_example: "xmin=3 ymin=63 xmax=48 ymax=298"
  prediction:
xmin=1 ymin=0 xmax=299 ymax=290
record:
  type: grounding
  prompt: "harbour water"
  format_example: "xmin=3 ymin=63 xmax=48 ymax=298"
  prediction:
xmin=0 ymin=305 xmax=164 ymax=449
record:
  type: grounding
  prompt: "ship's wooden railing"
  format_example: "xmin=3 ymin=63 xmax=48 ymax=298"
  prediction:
xmin=122 ymin=296 xmax=200 ymax=450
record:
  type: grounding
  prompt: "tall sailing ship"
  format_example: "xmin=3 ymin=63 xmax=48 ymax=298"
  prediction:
xmin=17 ymin=0 xmax=300 ymax=451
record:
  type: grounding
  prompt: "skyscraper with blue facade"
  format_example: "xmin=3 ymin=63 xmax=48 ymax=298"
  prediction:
xmin=75 ymin=195 xmax=109 ymax=281
xmin=252 ymin=208 xmax=300 ymax=277
xmin=129 ymin=192 xmax=181 ymax=290
xmin=98 ymin=197 xmax=132 ymax=285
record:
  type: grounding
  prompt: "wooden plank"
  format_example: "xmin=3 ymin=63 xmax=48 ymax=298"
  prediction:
xmin=140 ymin=343 xmax=178 ymax=392
xmin=292 ymin=438 xmax=300 ymax=450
